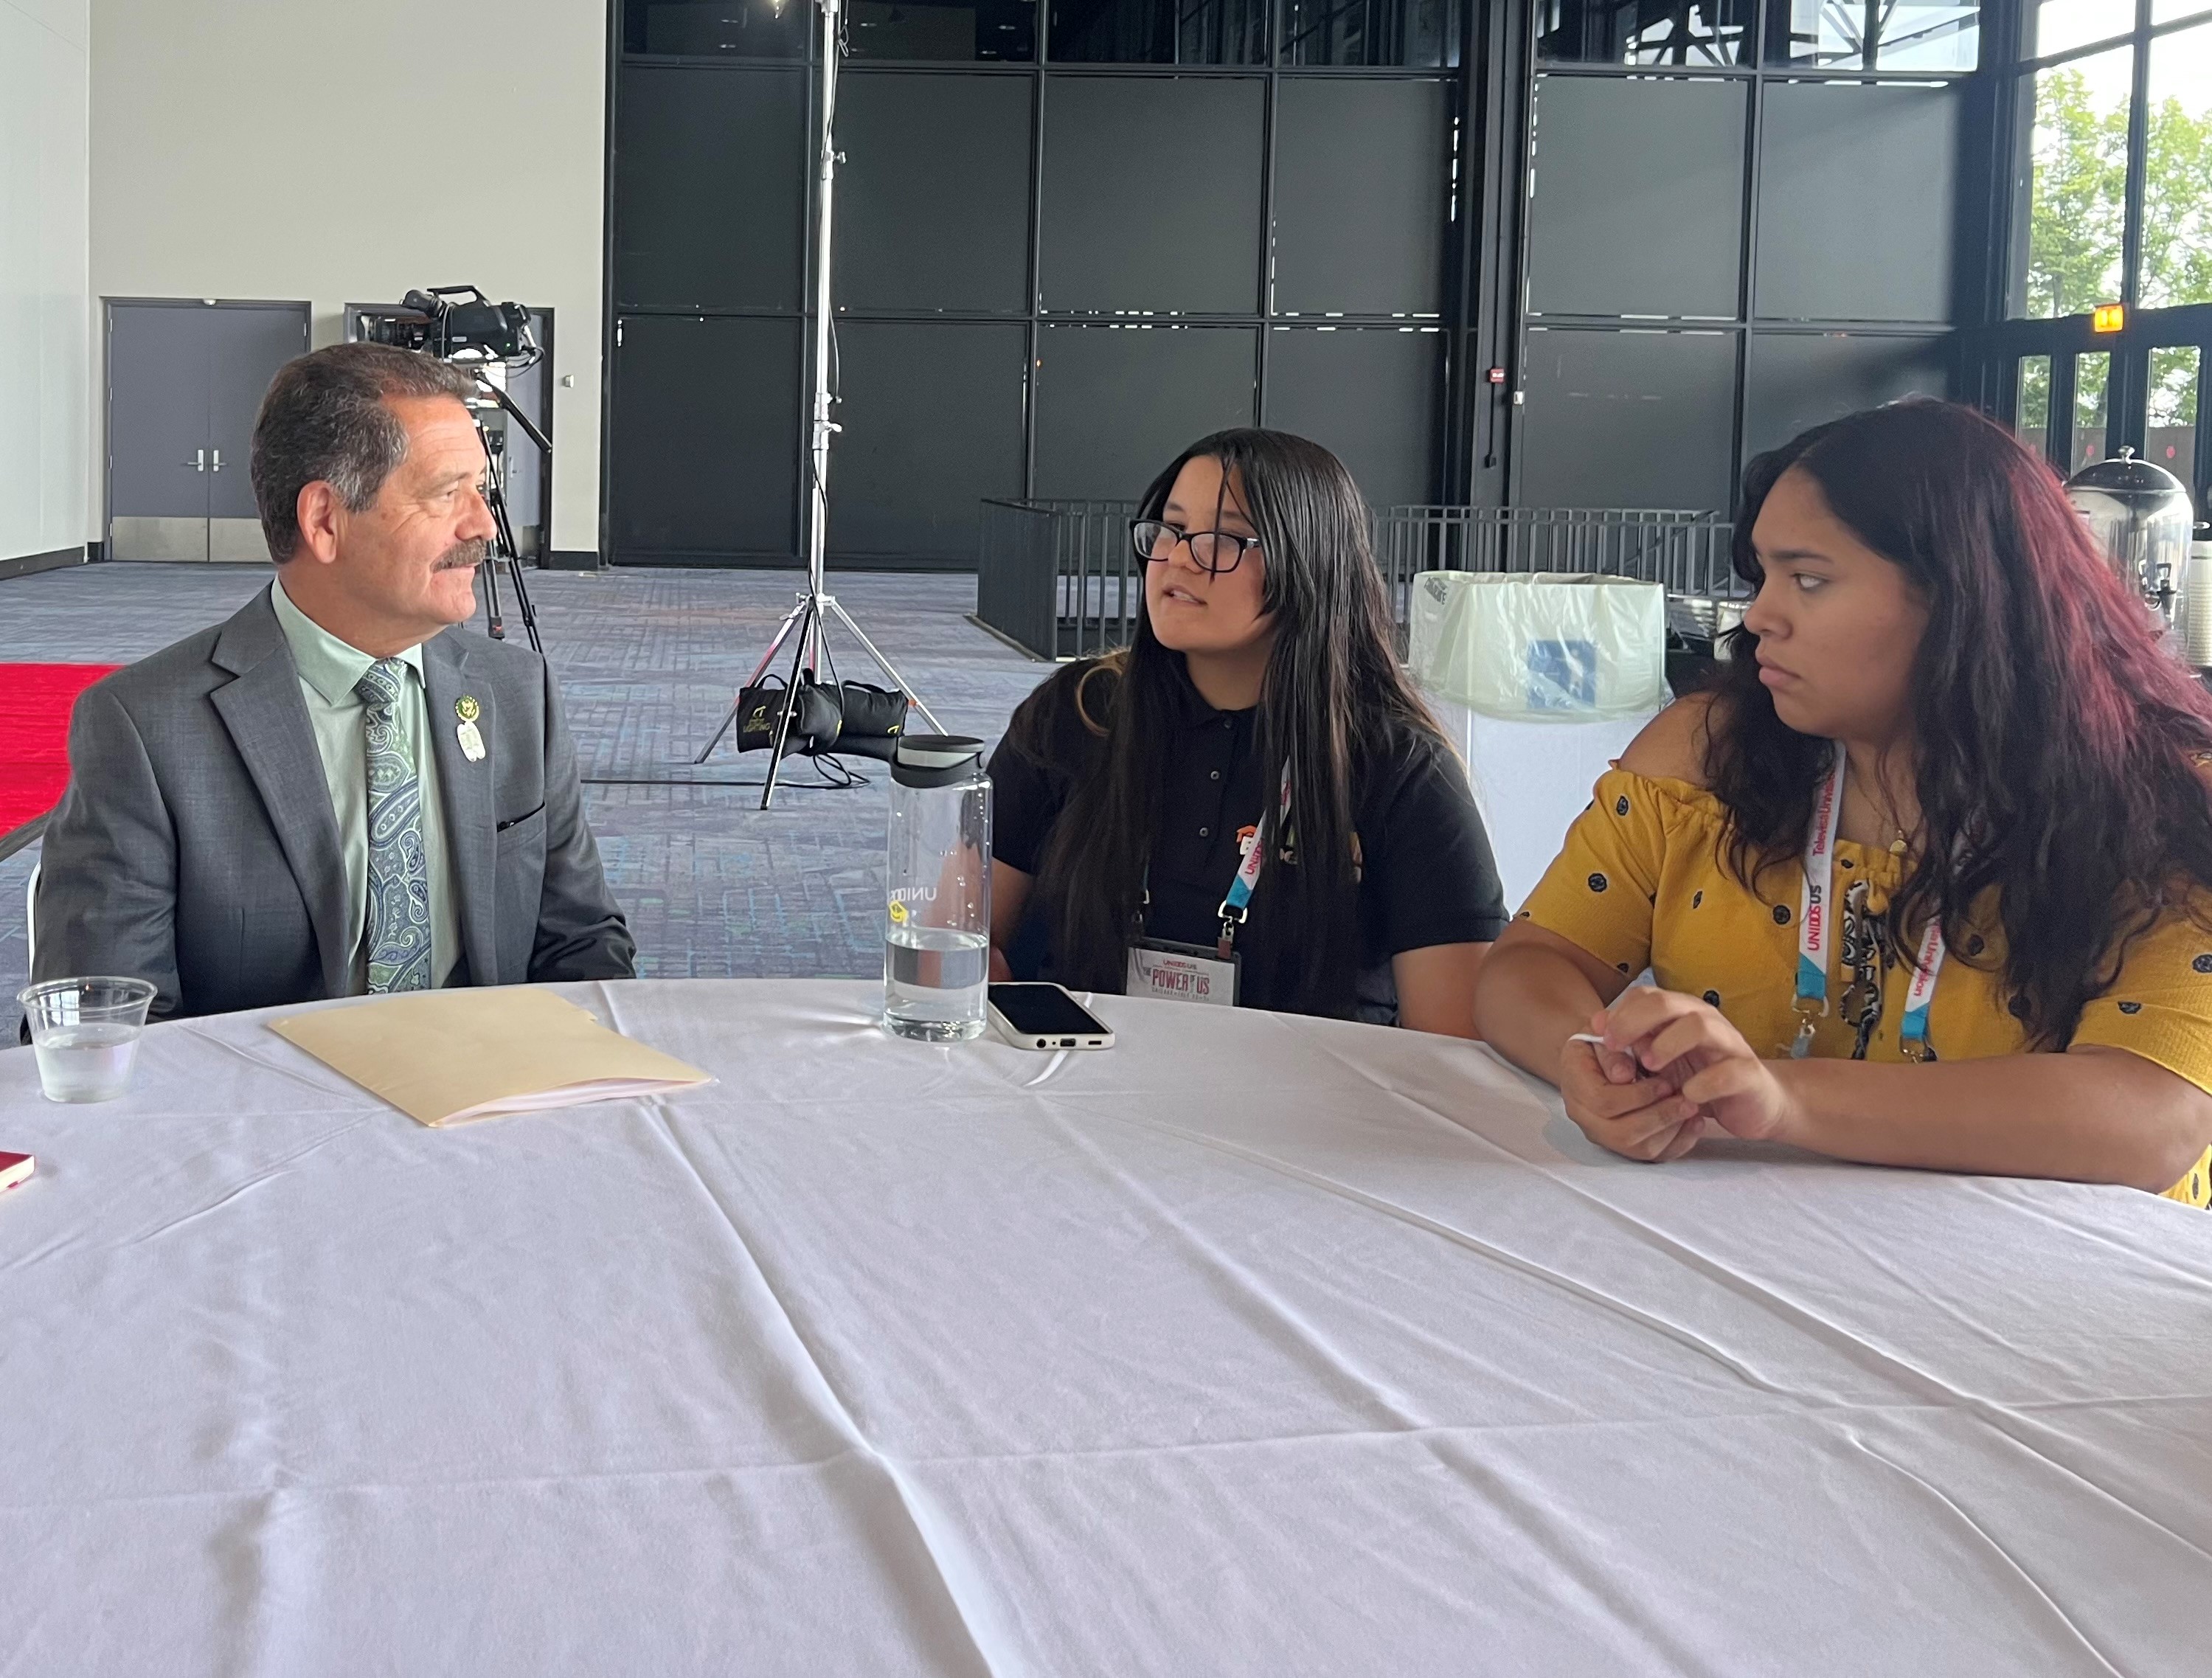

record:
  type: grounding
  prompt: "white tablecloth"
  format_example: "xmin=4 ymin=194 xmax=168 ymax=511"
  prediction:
xmin=3 ymin=980 xmax=2208 ymax=1676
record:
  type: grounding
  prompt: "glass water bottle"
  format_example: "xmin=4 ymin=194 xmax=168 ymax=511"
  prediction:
xmin=883 ymin=735 xmax=992 ymax=1041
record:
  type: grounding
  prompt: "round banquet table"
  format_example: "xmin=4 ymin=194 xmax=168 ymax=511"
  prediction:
xmin=3 ymin=979 xmax=2209 ymax=1677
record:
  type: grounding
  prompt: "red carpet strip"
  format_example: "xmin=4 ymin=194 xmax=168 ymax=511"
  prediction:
xmin=0 ymin=664 xmax=123 ymax=839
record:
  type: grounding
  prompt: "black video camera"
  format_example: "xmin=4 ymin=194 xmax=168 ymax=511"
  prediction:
xmin=361 ymin=286 xmax=538 ymax=365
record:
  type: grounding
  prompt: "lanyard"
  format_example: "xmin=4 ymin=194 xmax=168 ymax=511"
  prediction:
xmin=1792 ymin=744 xmax=1945 ymax=1061
xmin=1216 ymin=767 xmax=1292 ymax=960
xmin=1897 ymin=915 xmax=1946 ymax=1062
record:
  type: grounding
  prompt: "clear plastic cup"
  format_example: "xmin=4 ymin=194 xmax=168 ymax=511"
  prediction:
xmin=18 ymin=977 xmax=157 ymax=1103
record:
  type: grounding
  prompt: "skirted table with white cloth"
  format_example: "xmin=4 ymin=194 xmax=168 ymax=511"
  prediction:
xmin=1404 ymin=569 xmax=1671 ymax=908
xmin=1419 ymin=692 xmax=1657 ymax=909
xmin=3 ymin=980 xmax=2208 ymax=1675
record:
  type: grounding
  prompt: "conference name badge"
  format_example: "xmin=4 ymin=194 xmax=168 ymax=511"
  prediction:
xmin=456 ymin=696 xmax=487 ymax=763
xmin=1126 ymin=940 xmax=1237 ymax=1008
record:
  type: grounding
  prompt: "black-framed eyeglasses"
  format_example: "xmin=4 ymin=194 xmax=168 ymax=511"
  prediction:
xmin=1130 ymin=519 xmax=1263 ymax=576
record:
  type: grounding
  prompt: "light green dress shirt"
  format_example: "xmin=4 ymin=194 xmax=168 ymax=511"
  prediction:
xmin=268 ymin=577 xmax=460 ymax=991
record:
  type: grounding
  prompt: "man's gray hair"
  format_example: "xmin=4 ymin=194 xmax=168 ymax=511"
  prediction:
xmin=250 ymin=342 xmax=481 ymax=562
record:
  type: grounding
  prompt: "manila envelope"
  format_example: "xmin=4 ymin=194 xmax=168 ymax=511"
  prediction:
xmin=271 ymin=988 xmax=710 ymax=1128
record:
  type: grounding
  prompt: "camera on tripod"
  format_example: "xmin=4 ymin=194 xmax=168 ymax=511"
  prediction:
xmin=349 ymin=283 xmax=551 ymax=652
xmin=361 ymin=286 xmax=539 ymax=367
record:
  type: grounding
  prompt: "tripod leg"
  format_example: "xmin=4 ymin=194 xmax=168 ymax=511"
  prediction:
xmin=759 ymin=602 xmax=819 ymax=813
xmin=482 ymin=552 xmax=507 ymax=641
xmin=694 ymin=704 xmax=741 ymax=764
xmin=694 ymin=597 xmax=811 ymax=764
xmin=506 ymin=557 xmax=543 ymax=656
xmin=824 ymin=594 xmax=946 ymax=733
xmin=746 ymin=597 xmax=811 ymax=687
xmin=479 ymin=456 xmax=541 ymax=655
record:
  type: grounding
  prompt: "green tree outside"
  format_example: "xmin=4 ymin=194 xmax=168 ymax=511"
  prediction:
xmin=2021 ymin=66 xmax=2210 ymax=439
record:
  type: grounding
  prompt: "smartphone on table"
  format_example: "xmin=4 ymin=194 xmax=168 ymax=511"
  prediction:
xmin=987 ymin=983 xmax=1114 ymax=1050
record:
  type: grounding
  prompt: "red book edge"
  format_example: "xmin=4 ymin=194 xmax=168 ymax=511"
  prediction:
xmin=0 ymin=1153 xmax=33 ymax=1192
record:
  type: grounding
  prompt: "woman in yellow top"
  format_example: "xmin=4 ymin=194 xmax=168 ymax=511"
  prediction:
xmin=1474 ymin=399 xmax=2212 ymax=1207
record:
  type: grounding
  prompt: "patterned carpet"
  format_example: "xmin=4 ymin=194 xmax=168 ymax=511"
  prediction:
xmin=0 ymin=563 xmax=1054 ymax=1003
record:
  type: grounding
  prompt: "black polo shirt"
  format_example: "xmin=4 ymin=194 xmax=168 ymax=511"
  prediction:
xmin=989 ymin=659 xmax=1507 ymax=1021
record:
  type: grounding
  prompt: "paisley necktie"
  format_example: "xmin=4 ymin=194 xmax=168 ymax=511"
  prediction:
xmin=355 ymin=659 xmax=433 ymax=993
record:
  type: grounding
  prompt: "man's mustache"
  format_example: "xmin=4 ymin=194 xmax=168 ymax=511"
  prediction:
xmin=435 ymin=541 xmax=488 ymax=572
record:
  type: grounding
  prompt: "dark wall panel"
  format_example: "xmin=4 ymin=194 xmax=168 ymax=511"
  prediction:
xmin=1272 ymin=78 xmax=1450 ymax=318
xmin=1038 ymin=77 xmax=1266 ymax=315
xmin=610 ymin=315 xmax=801 ymax=561
xmin=1743 ymin=333 xmax=1952 ymax=461
xmin=1519 ymin=327 xmax=1738 ymax=510
xmin=1525 ymin=74 xmax=1746 ymax=320
xmin=1263 ymin=327 xmax=1440 ymax=509
xmin=614 ymin=65 xmax=808 ymax=311
xmin=835 ymin=73 xmax=1033 ymax=315
xmin=1756 ymin=83 xmax=1960 ymax=323
xmin=1033 ymin=325 xmax=1257 ymax=499
xmin=827 ymin=322 xmax=1029 ymax=564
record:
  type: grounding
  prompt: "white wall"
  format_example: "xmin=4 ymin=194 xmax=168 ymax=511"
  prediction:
xmin=0 ymin=0 xmax=91 ymax=565
xmin=90 ymin=0 xmax=607 ymax=553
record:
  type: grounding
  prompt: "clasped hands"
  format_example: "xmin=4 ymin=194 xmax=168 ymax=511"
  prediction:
xmin=1561 ymin=988 xmax=1801 ymax=1163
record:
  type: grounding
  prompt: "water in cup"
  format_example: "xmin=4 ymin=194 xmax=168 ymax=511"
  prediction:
xmin=18 ymin=975 xmax=157 ymax=1103
xmin=32 ymin=1023 xmax=142 ymax=1103
xmin=884 ymin=924 xmax=989 ymax=1041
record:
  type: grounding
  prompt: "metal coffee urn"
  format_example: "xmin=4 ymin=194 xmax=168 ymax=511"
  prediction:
xmin=2064 ymin=450 xmax=2209 ymax=667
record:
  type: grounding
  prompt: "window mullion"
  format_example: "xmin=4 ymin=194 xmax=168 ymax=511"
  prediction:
xmin=2122 ymin=6 xmax=2152 ymax=309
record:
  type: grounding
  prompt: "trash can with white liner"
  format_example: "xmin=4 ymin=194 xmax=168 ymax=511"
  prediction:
xmin=1407 ymin=572 xmax=1668 ymax=721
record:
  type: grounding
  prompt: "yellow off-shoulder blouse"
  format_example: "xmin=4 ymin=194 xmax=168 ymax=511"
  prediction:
xmin=1519 ymin=768 xmax=2212 ymax=1208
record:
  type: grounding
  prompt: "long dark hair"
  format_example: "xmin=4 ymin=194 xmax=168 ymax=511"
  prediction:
xmin=1013 ymin=428 xmax=1441 ymax=1015
xmin=1708 ymin=398 xmax=2212 ymax=1047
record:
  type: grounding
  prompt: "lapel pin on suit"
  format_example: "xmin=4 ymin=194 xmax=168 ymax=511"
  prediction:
xmin=455 ymin=695 xmax=487 ymax=763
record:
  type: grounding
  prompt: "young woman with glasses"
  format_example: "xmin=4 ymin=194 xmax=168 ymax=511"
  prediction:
xmin=1474 ymin=399 xmax=2212 ymax=1206
xmin=986 ymin=429 xmax=1506 ymax=1033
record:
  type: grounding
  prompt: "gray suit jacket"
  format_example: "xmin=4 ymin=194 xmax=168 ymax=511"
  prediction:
xmin=34 ymin=587 xmax=635 ymax=1020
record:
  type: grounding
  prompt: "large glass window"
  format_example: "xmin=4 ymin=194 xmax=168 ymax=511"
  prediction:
xmin=1048 ymin=0 xmax=1266 ymax=62
xmin=1535 ymin=0 xmax=1752 ymax=65
xmin=1998 ymin=7 xmax=2211 ymax=501
xmin=1280 ymin=0 xmax=1453 ymax=66
xmin=2028 ymin=1 xmax=2136 ymax=58
xmin=2141 ymin=24 xmax=2212 ymax=308
xmin=623 ymin=0 xmax=809 ymax=57
xmin=2022 ymin=46 xmax=2132 ymax=318
xmin=847 ymin=0 xmax=1038 ymax=60
xmin=1767 ymin=1 xmax=1978 ymax=69
xmin=2149 ymin=344 xmax=2202 ymax=482
xmin=2074 ymin=350 xmax=2112 ymax=467
xmin=2017 ymin=353 xmax=2053 ymax=454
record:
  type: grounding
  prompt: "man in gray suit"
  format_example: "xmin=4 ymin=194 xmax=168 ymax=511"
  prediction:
xmin=35 ymin=343 xmax=634 ymax=1019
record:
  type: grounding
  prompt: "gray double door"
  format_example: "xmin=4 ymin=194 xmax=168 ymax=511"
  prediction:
xmin=107 ymin=299 xmax=311 ymax=563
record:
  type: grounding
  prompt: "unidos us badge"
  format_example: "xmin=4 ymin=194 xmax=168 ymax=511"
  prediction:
xmin=455 ymin=695 xmax=487 ymax=763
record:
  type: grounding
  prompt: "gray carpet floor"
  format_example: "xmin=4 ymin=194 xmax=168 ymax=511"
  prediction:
xmin=0 ymin=562 xmax=1053 ymax=1003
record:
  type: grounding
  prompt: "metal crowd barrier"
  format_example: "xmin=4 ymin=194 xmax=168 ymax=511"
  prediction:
xmin=978 ymin=499 xmax=1145 ymax=660
xmin=1373 ymin=506 xmax=1742 ymax=638
xmin=976 ymin=499 xmax=1747 ymax=662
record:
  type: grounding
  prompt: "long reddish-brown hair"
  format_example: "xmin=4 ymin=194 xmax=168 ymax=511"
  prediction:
xmin=1708 ymin=398 xmax=2212 ymax=1047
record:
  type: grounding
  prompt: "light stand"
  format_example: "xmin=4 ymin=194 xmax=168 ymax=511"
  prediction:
xmin=694 ymin=0 xmax=944 ymax=809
